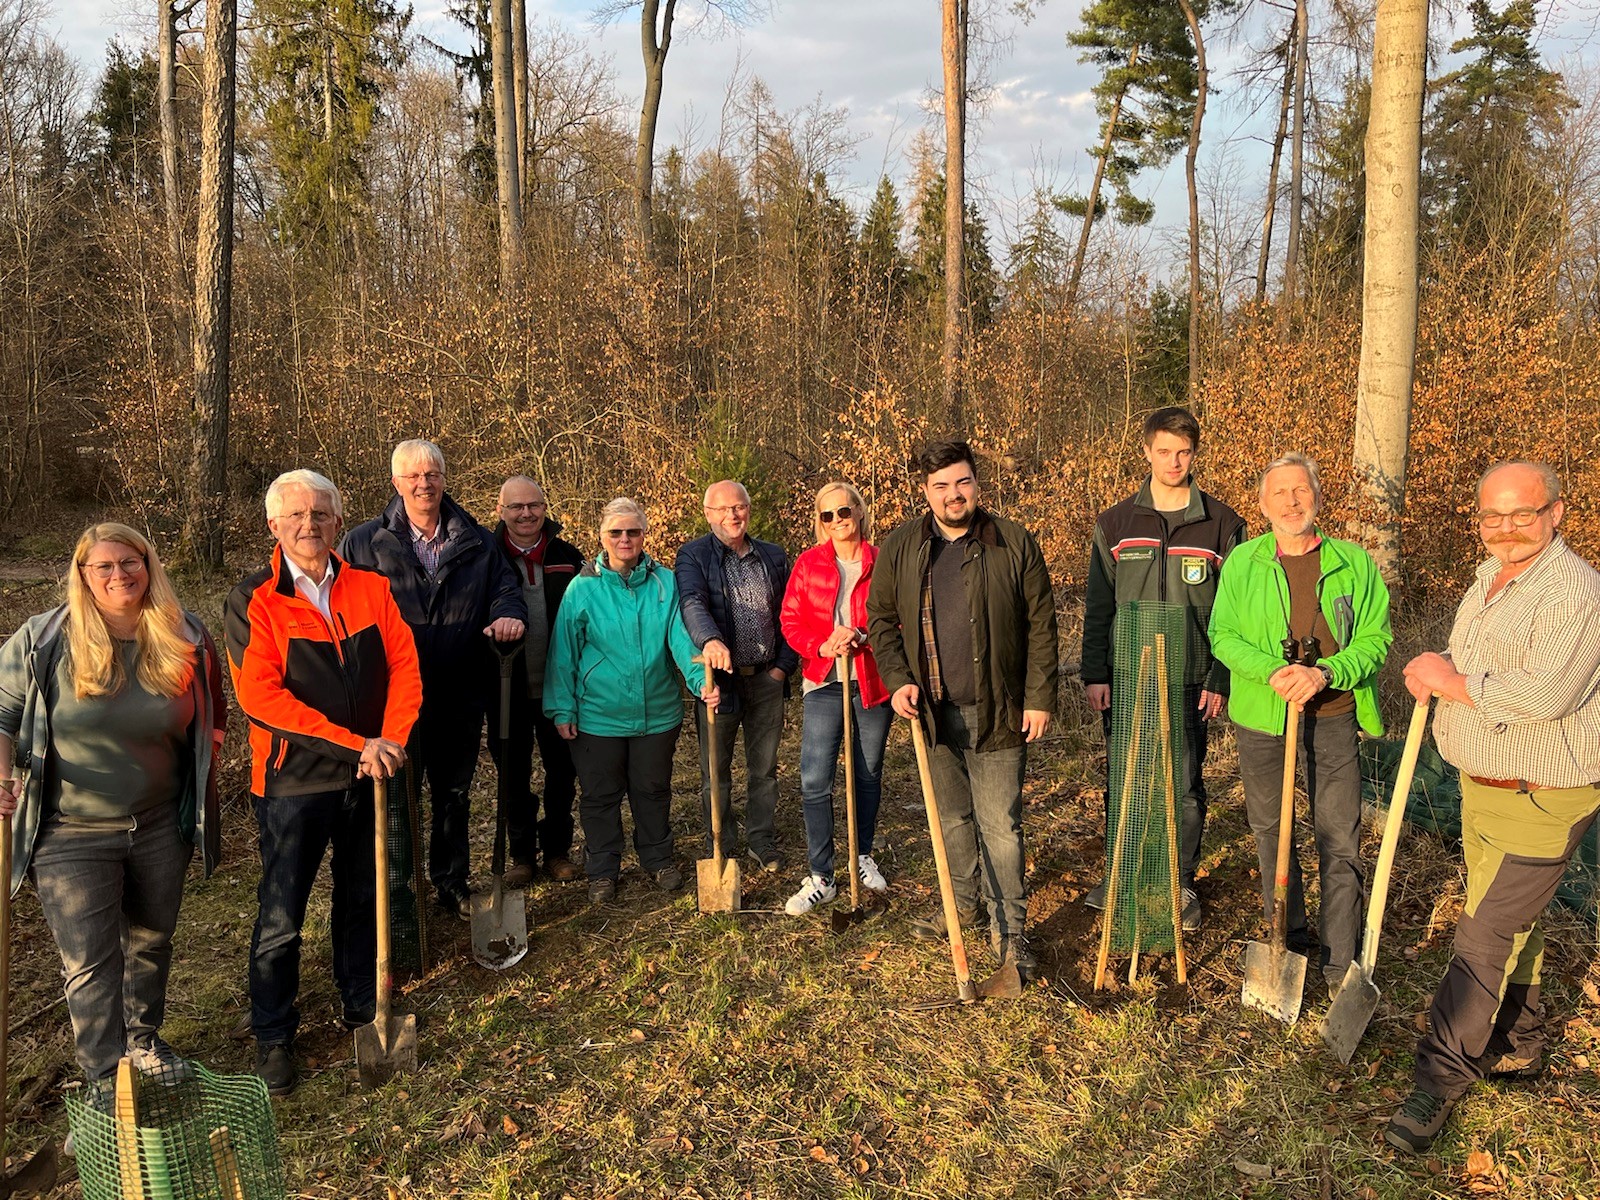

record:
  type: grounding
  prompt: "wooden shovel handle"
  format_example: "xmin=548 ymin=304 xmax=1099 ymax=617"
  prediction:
xmin=1154 ymin=635 xmax=1187 ymax=985
xmin=841 ymin=655 xmax=860 ymax=910
xmin=910 ymin=716 xmax=971 ymax=988
xmin=1096 ymin=645 xmax=1151 ymax=989
xmin=1269 ymin=703 xmax=1302 ymax=948
xmin=702 ymin=661 xmax=725 ymax=872
xmin=1358 ymin=698 xmax=1431 ymax=975
xmin=374 ymin=780 xmax=393 ymax=1022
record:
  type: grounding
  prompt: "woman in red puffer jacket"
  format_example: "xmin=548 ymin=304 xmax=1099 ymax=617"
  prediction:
xmin=777 ymin=482 xmax=893 ymax=916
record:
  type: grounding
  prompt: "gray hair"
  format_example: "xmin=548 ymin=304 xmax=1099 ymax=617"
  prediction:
xmin=391 ymin=439 xmax=445 ymax=476
xmin=1258 ymin=452 xmax=1323 ymax=505
xmin=598 ymin=496 xmax=648 ymax=536
xmin=702 ymin=480 xmax=750 ymax=508
xmin=266 ymin=469 xmax=343 ymax=521
xmin=1478 ymin=460 xmax=1561 ymax=506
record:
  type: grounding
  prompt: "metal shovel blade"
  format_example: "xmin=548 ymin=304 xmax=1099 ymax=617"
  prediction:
xmin=0 ymin=1140 xmax=58 ymax=1197
xmin=829 ymin=895 xmax=888 ymax=934
xmin=975 ymin=961 xmax=1025 ymax=1001
xmin=1240 ymin=939 xmax=1308 ymax=1026
xmin=471 ymin=879 xmax=528 ymax=971
xmin=696 ymin=856 xmax=741 ymax=914
xmin=1321 ymin=961 xmax=1380 ymax=1064
xmin=353 ymin=1012 xmax=418 ymax=1087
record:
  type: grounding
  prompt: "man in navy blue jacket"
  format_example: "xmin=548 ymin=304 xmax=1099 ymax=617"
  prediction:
xmin=340 ymin=439 xmax=526 ymax=918
xmin=676 ymin=480 xmax=798 ymax=871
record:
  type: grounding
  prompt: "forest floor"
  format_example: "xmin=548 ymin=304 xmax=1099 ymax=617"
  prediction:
xmin=2 ymin=559 xmax=1599 ymax=1200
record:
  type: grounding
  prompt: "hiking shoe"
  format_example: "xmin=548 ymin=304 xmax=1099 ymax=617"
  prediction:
xmin=546 ymin=856 xmax=580 ymax=882
xmin=1177 ymin=887 xmax=1201 ymax=932
xmin=857 ymin=854 xmax=888 ymax=892
xmin=342 ymin=1007 xmax=375 ymax=1031
xmin=128 ymin=1036 xmax=193 ymax=1083
xmin=1384 ymin=1089 xmax=1455 ymax=1153
xmin=748 ymin=848 xmax=780 ymax=874
xmin=1478 ymin=1049 xmax=1546 ymax=1081
xmin=502 ymin=860 xmax=535 ymax=889
xmin=655 ymin=864 xmax=684 ymax=892
xmin=908 ymin=905 xmax=979 ymax=942
xmin=784 ymin=874 xmax=837 ymax=916
xmin=1085 ymin=881 xmax=1107 ymax=911
xmin=255 ymin=1043 xmax=297 ymax=1097
xmin=436 ymin=889 xmax=471 ymax=921
xmin=1000 ymin=935 xmax=1038 ymax=985
xmin=588 ymin=877 xmax=616 ymax=905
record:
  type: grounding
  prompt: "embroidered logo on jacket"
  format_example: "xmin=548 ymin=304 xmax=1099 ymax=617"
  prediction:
xmin=1181 ymin=556 xmax=1209 ymax=585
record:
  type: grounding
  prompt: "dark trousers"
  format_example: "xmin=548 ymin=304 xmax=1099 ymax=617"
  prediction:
xmin=1415 ymin=776 xmax=1600 ymax=1099
xmin=928 ymin=701 xmax=1029 ymax=945
xmin=698 ymin=671 xmax=786 ymax=858
xmin=571 ymin=726 xmax=681 ymax=880
xmin=1236 ymin=709 xmax=1364 ymax=982
xmin=1102 ymin=681 xmax=1209 ymax=886
xmin=31 ymin=803 xmax=192 ymax=1081
xmin=249 ymin=786 xmax=376 ymax=1046
xmin=487 ymin=683 xmax=577 ymax=865
xmin=412 ymin=694 xmax=485 ymax=899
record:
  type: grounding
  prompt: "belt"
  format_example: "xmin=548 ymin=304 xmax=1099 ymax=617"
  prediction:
xmin=1467 ymin=774 xmax=1532 ymax=792
xmin=733 ymin=662 xmax=774 ymax=677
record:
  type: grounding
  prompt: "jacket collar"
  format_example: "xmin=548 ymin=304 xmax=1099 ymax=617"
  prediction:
xmin=1133 ymin=476 xmax=1207 ymax=523
xmin=918 ymin=507 xmax=1001 ymax=547
xmin=493 ymin=516 xmax=565 ymax=547
xmin=586 ymin=551 xmax=659 ymax=588
xmin=380 ymin=491 xmax=473 ymax=542
xmin=272 ymin=545 xmax=345 ymax=597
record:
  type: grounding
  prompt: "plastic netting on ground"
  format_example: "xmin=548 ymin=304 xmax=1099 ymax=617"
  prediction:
xmin=66 ymin=1059 xmax=285 ymax=1200
xmin=387 ymin=764 xmax=429 ymax=980
xmin=1359 ymin=736 xmax=1599 ymax=926
xmin=1103 ymin=601 xmax=1187 ymax=956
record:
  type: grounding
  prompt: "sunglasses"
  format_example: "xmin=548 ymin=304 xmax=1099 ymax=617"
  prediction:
xmin=819 ymin=506 xmax=854 ymax=524
xmin=603 ymin=528 xmax=644 ymax=539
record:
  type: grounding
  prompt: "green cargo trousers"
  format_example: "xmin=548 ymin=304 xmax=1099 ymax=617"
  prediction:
xmin=1413 ymin=775 xmax=1600 ymax=1099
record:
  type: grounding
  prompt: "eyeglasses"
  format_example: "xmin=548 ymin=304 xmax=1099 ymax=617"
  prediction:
xmin=819 ymin=505 xmax=855 ymax=524
xmin=706 ymin=503 xmax=750 ymax=517
xmin=502 ymin=501 xmax=546 ymax=514
xmin=277 ymin=509 xmax=337 ymax=526
xmin=603 ymin=528 xmax=644 ymax=540
xmin=397 ymin=471 xmax=444 ymax=485
xmin=81 ymin=556 xmax=146 ymax=579
xmin=1476 ymin=502 xmax=1555 ymax=529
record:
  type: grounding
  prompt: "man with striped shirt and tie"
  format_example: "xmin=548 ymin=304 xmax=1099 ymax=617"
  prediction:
xmin=1387 ymin=460 xmax=1600 ymax=1153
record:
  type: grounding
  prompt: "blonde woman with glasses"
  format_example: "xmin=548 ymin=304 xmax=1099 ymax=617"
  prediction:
xmin=778 ymin=482 xmax=893 ymax=915
xmin=0 ymin=522 xmax=225 ymax=1092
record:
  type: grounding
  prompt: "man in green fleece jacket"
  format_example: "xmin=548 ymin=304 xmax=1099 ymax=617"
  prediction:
xmin=1209 ymin=452 xmax=1392 ymax=996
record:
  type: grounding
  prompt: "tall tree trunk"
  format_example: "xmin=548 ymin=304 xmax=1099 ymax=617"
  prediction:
xmin=1348 ymin=0 xmax=1427 ymax=584
xmin=322 ymin=29 xmax=337 ymax=218
xmin=1255 ymin=28 xmax=1294 ymax=304
xmin=1177 ymin=0 xmax=1207 ymax=402
xmin=158 ymin=0 xmax=189 ymax=362
xmin=1283 ymin=0 xmax=1309 ymax=301
xmin=1068 ymin=49 xmax=1136 ymax=312
xmin=185 ymin=0 xmax=236 ymax=572
xmin=634 ymin=0 xmax=676 ymax=254
xmin=941 ymin=0 xmax=967 ymax=421
xmin=491 ymin=0 xmax=523 ymax=286
xmin=512 ymin=0 xmax=529 ymax=209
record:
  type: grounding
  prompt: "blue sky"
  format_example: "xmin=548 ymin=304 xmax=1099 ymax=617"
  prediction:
xmin=43 ymin=0 xmax=1600 ymax=276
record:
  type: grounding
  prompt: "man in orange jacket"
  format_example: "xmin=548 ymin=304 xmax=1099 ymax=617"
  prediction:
xmin=225 ymin=469 xmax=422 ymax=1096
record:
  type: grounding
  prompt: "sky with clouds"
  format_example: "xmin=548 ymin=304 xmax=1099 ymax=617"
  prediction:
xmin=38 ymin=0 xmax=1600 ymax=276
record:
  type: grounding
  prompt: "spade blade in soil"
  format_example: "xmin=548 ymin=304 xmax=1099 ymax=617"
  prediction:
xmin=1241 ymin=940 xmax=1308 ymax=1026
xmin=353 ymin=1012 xmax=417 ymax=1087
xmin=0 ymin=1140 xmax=58 ymax=1197
xmin=975 ymin=961 xmax=1024 ymax=1001
xmin=696 ymin=855 xmax=741 ymax=914
xmin=471 ymin=879 xmax=528 ymax=971
xmin=1321 ymin=961 xmax=1380 ymax=1064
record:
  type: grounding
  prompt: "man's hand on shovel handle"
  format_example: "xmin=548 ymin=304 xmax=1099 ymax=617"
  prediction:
xmin=892 ymin=684 xmax=920 ymax=720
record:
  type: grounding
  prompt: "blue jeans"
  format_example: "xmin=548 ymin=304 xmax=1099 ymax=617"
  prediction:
xmin=928 ymin=702 xmax=1028 ymax=943
xmin=250 ymin=786 xmax=376 ymax=1046
xmin=798 ymin=682 xmax=891 ymax=880
xmin=30 ymin=802 xmax=192 ymax=1081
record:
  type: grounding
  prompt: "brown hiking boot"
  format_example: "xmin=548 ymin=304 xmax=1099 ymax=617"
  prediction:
xmin=546 ymin=856 xmax=580 ymax=882
xmin=1384 ymin=1089 xmax=1455 ymax=1153
xmin=908 ymin=905 xmax=980 ymax=942
xmin=502 ymin=860 xmax=535 ymax=889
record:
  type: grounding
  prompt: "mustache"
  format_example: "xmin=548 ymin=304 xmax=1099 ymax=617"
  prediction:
xmin=1490 ymin=533 xmax=1534 ymax=544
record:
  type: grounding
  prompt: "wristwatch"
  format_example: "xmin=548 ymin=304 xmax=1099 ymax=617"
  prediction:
xmin=1316 ymin=664 xmax=1334 ymax=689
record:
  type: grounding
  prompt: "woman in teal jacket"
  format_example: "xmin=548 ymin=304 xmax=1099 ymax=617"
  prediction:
xmin=546 ymin=498 xmax=717 ymax=904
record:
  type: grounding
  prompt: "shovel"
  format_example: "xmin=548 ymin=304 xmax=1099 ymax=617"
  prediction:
xmin=1241 ymin=702 xmax=1308 ymax=1025
xmin=0 ymin=813 xmax=55 ymax=1197
xmin=1321 ymin=697 xmax=1431 ymax=1062
xmin=354 ymin=777 xmax=418 ymax=1086
xmin=696 ymin=661 xmax=741 ymax=914
xmin=472 ymin=644 xmax=529 ymax=970
xmin=832 ymin=655 xmax=886 ymax=933
xmin=909 ymin=715 xmax=1023 ymax=1003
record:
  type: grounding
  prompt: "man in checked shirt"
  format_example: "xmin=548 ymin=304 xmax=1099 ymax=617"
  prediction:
xmin=1386 ymin=461 xmax=1600 ymax=1153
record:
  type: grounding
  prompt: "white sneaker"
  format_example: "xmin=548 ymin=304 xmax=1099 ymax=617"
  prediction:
xmin=857 ymin=854 xmax=888 ymax=892
xmin=784 ymin=874 xmax=837 ymax=915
